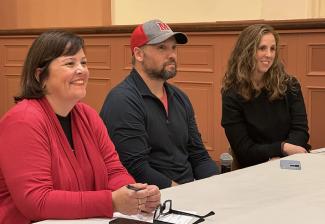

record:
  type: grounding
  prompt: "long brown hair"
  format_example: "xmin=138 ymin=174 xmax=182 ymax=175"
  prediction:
xmin=14 ymin=31 xmax=84 ymax=103
xmin=221 ymin=24 xmax=297 ymax=101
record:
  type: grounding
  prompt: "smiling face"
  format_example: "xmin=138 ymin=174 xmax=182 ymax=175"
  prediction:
xmin=44 ymin=48 xmax=89 ymax=107
xmin=254 ymin=32 xmax=276 ymax=77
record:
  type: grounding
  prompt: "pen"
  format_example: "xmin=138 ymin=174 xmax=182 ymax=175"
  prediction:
xmin=126 ymin=184 xmax=141 ymax=191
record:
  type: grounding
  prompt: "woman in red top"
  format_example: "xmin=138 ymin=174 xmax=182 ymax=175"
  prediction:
xmin=0 ymin=31 xmax=160 ymax=223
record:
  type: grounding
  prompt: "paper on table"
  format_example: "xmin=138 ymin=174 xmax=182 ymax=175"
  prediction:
xmin=311 ymin=148 xmax=325 ymax=154
xmin=33 ymin=218 xmax=112 ymax=223
xmin=156 ymin=213 xmax=200 ymax=224
xmin=113 ymin=212 xmax=154 ymax=223
xmin=113 ymin=211 xmax=200 ymax=224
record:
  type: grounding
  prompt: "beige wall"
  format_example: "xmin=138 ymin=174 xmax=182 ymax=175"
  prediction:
xmin=262 ymin=0 xmax=310 ymax=20
xmin=1 ymin=0 xmax=325 ymax=29
xmin=317 ymin=0 xmax=325 ymax=17
xmin=112 ymin=0 xmax=325 ymax=25
xmin=111 ymin=0 xmax=261 ymax=24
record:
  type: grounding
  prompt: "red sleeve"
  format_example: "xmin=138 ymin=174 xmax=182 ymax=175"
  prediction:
xmin=93 ymin=108 xmax=135 ymax=189
xmin=0 ymin=108 xmax=132 ymax=221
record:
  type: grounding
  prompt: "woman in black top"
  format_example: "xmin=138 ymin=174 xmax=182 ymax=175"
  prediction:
xmin=221 ymin=24 xmax=310 ymax=168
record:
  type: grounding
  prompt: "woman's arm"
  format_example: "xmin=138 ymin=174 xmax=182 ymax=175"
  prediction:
xmin=283 ymin=83 xmax=310 ymax=151
xmin=0 ymin=118 xmax=114 ymax=220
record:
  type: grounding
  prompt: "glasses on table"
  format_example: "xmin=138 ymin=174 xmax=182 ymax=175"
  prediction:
xmin=153 ymin=200 xmax=215 ymax=224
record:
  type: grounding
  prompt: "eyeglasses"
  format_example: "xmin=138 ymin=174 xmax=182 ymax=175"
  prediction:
xmin=153 ymin=200 xmax=215 ymax=224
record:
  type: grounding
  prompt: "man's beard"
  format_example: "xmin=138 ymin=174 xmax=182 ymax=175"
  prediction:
xmin=143 ymin=60 xmax=177 ymax=81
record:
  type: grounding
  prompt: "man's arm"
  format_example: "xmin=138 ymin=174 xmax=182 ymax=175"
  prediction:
xmin=100 ymin=90 xmax=173 ymax=189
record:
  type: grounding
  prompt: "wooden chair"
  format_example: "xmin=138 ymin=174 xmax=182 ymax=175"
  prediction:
xmin=228 ymin=147 xmax=241 ymax=171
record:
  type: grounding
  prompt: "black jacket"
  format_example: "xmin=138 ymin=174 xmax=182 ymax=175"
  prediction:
xmin=100 ymin=69 xmax=219 ymax=189
xmin=222 ymin=83 xmax=310 ymax=168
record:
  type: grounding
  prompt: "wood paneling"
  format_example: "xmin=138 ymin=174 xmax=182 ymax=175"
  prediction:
xmin=175 ymin=81 xmax=214 ymax=149
xmin=277 ymin=34 xmax=299 ymax=77
xmin=83 ymin=78 xmax=111 ymax=112
xmin=0 ymin=0 xmax=111 ymax=29
xmin=177 ymin=45 xmax=215 ymax=72
xmin=2 ymin=43 xmax=28 ymax=111
xmin=0 ymin=37 xmax=34 ymax=115
xmin=296 ymin=32 xmax=325 ymax=150
xmin=1 ymin=20 xmax=325 ymax=161
xmin=307 ymin=87 xmax=325 ymax=149
xmin=306 ymin=43 xmax=325 ymax=76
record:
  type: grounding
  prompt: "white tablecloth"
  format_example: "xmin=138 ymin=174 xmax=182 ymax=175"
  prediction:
xmin=35 ymin=153 xmax=325 ymax=224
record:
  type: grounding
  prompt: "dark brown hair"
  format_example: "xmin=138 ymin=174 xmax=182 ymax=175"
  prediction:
xmin=221 ymin=24 xmax=297 ymax=101
xmin=14 ymin=30 xmax=84 ymax=103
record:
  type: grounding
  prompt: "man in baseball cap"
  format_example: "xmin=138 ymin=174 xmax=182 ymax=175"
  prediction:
xmin=100 ymin=19 xmax=219 ymax=189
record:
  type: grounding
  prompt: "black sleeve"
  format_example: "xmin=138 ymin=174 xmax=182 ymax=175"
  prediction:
xmin=285 ymin=83 xmax=310 ymax=149
xmin=182 ymin=94 xmax=220 ymax=178
xmin=100 ymin=90 xmax=172 ymax=189
xmin=221 ymin=91 xmax=283 ymax=167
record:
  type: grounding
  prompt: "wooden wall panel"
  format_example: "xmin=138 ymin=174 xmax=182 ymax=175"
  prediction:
xmin=0 ymin=37 xmax=34 ymax=115
xmin=277 ymin=34 xmax=299 ymax=78
xmin=306 ymin=43 xmax=325 ymax=76
xmin=172 ymin=34 xmax=226 ymax=159
xmin=82 ymin=37 xmax=113 ymax=111
xmin=0 ymin=0 xmax=111 ymax=29
xmin=2 ymin=43 xmax=28 ymax=109
xmin=307 ymin=87 xmax=325 ymax=149
xmin=86 ymin=46 xmax=111 ymax=69
xmin=4 ymin=44 xmax=29 ymax=66
xmin=175 ymin=81 xmax=214 ymax=150
xmin=279 ymin=44 xmax=289 ymax=66
xmin=177 ymin=45 xmax=214 ymax=73
xmin=4 ymin=75 xmax=20 ymax=110
xmin=83 ymin=78 xmax=111 ymax=112
xmin=122 ymin=45 xmax=133 ymax=70
xmin=297 ymin=33 xmax=325 ymax=150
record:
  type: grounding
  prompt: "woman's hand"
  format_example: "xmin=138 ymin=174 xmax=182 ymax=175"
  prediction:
xmin=112 ymin=183 xmax=148 ymax=215
xmin=283 ymin=142 xmax=307 ymax=156
xmin=142 ymin=185 xmax=161 ymax=213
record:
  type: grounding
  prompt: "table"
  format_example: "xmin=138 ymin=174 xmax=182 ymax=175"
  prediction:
xmin=162 ymin=152 xmax=325 ymax=223
xmin=35 ymin=152 xmax=325 ymax=224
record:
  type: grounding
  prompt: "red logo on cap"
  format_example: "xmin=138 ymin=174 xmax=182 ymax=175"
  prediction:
xmin=157 ymin=22 xmax=170 ymax=31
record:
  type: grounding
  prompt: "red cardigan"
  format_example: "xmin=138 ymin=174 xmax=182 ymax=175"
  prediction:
xmin=0 ymin=98 xmax=135 ymax=223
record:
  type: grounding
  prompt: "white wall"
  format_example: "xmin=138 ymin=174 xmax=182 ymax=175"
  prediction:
xmin=262 ymin=0 xmax=310 ymax=20
xmin=111 ymin=0 xmax=261 ymax=24
xmin=111 ymin=0 xmax=325 ymax=25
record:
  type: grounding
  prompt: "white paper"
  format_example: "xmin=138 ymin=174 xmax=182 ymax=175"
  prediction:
xmin=156 ymin=213 xmax=200 ymax=224
xmin=113 ymin=212 xmax=154 ymax=223
xmin=311 ymin=148 xmax=325 ymax=154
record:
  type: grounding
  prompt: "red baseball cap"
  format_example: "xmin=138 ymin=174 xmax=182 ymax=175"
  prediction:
xmin=130 ymin=19 xmax=188 ymax=54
